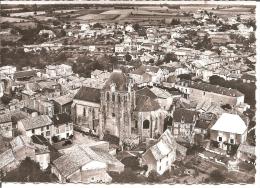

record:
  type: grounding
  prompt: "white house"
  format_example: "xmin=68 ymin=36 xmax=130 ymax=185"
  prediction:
xmin=142 ymin=129 xmax=177 ymax=175
xmin=210 ymin=113 xmax=247 ymax=151
xmin=17 ymin=115 xmax=54 ymax=143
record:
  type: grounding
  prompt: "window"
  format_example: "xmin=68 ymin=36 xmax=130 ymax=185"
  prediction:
xmin=32 ymin=129 xmax=35 ymax=134
xmin=46 ymin=131 xmax=50 ymax=136
xmin=218 ymin=137 xmax=222 ymax=142
xmin=203 ymin=91 xmax=206 ymax=96
xmin=118 ymin=95 xmax=121 ymax=103
xmin=106 ymin=92 xmax=110 ymax=101
xmin=143 ymin=120 xmax=150 ymax=129
xmin=166 ymin=161 xmax=168 ymax=166
xmin=112 ymin=93 xmax=115 ymax=102
xmin=112 ymin=113 xmax=115 ymax=117
xmin=46 ymin=125 xmax=49 ymax=130
xmin=41 ymin=127 xmax=44 ymax=132
xmin=230 ymin=139 xmax=234 ymax=144
xmin=159 ymin=166 xmax=161 ymax=171
xmin=83 ymin=108 xmax=86 ymax=116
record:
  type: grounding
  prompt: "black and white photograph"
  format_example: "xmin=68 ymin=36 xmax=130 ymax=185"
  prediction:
xmin=0 ymin=0 xmax=258 ymax=186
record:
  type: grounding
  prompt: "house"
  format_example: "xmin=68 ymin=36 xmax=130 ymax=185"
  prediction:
xmin=172 ymin=108 xmax=199 ymax=143
xmin=175 ymin=80 xmax=245 ymax=106
xmin=0 ymin=113 xmax=13 ymax=138
xmin=194 ymin=113 xmax=217 ymax=144
xmin=241 ymin=74 xmax=256 ymax=84
xmin=236 ymin=144 xmax=255 ymax=164
xmin=39 ymin=29 xmax=56 ymax=38
xmin=10 ymin=135 xmax=50 ymax=170
xmin=51 ymin=144 xmax=124 ymax=183
xmin=0 ymin=149 xmax=18 ymax=173
xmin=17 ymin=115 xmax=54 ymax=143
xmin=142 ymin=129 xmax=177 ymax=175
xmin=14 ymin=70 xmax=36 ymax=81
xmin=210 ymin=113 xmax=247 ymax=151
xmin=0 ymin=66 xmax=16 ymax=79
xmin=72 ymin=87 xmax=101 ymax=133
xmin=52 ymin=95 xmax=73 ymax=114
xmin=52 ymin=113 xmax=73 ymax=141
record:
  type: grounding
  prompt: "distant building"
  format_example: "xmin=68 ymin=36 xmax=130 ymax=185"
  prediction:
xmin=175 ymin=80 xmax=245 ymax=106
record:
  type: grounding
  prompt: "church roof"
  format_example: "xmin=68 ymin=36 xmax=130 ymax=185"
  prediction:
xmin=103 ymin=72 xmax=128 ymax=91
xmin=135 ymin=95 xmax=160 ymax=112
xmin=74 ymin=86 xmax=101 ymax=103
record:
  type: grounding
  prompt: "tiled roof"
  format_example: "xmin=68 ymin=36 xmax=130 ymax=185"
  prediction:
xmin=135 ymin=87 xmax=157 ymax=99
xmin=52 ymin=113 xmax=71 ymax=125
xmin=135 ymin=95 xmax=160 ymax=112
xmin=53 ymin=144 xmax=123 ymax=178
xmin=10 ymin=110 xmax=28 ymax=123
xmin=10 ymin=135 xmax=34 ymax=151
xmin=177 ymin=80 xmax=244 ymax=97
xmin=238 ymin=144 xmax=255 ymax=156
xmin=53 ymin=95 xmax=73 ymax=105
xmin=74 ymin=86 xmax=101 ymax=103
xmin=0 ymin=149 xmax=16 ymax=169
xmin=211 ymin=113 xmax=247 ymax=134
xmin=195 ymin=119 xmax=211 ymax=129
xmin=143 ymin=129 xmax=176 ymax=161
xmin=20 ymin=115 xmax=53 ymax=130
xmin=173 ymin=108 xmax=199 ymax=123
xmin=0 ymin=113 xmax=11 ymax=124
xmin=14 ymin=70 xmax=36 ymax=79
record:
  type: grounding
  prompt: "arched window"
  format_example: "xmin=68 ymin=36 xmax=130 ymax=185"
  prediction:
xmin=106 ymin=92 xmax=110 ymax=101
xmin=118 ymin=95 xmax=121 ymax=103
xmin=143 ymin=120 xmax=150 ymax=129
xmin=83 ymin=108 xmax=86 ymax=116
xmin=112 ymin=93 xmax=115 ymax=102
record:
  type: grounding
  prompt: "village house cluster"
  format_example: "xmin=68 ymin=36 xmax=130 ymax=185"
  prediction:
xmin=0 ymin=3 xmax=256 ymax=184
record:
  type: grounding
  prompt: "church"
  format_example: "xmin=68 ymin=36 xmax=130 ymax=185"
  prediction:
xmin=72 ymin=70 xmax=169 ymax=145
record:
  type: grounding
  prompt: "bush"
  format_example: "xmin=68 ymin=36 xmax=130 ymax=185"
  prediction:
xmin=209 ymin=170 xmax=225 ymax=183
xmin=52 ymin=136 xmax=59 ymax=143
xmin=148 ymin=170 xmax=160 ymax=183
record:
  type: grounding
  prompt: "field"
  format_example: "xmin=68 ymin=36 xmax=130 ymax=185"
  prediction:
xmin=13 ymin=21 xmax=38 ymax=30
xmin=0 ymin=17 xmax=29 ymax=23
xmin=10 ymin=11 xmax=46 ymax=17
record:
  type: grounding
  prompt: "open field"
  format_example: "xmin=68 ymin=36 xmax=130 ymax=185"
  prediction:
xmin=75 ymin=13 xmax=119 ymax=21
xmin=0 ymin=17 xmax=29 ymax=23
xmin=10 ymin=11 xmax=46 ymax=17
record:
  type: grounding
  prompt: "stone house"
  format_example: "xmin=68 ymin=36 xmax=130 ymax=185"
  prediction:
xmin=51 ymin=144 xmax=124 ymax=183
xmin=142 ymin=129 xmax=177 ymax=175
xmin=172 ymin=108 xmax=199 ymax=143
xmin=0 ymin=113 xmax=13 ymax=138
xmin=210 ymin=113 xmax=247 ymax=151
xmin=17 ymin=114 xmax=54 ymax=143
xmin=52 ymin=113 xmax=73 ymax=141
xmin=175 ymin=80 xmax=245 ymax=106
xmin=236 ymin=144 xmax=255 ymax=164
xmin=52 ymin=95 xmax=73 ymax=115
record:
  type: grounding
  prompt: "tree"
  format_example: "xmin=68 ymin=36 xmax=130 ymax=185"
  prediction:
xmin=2 ymin=157 xmax=52 ymax=182
xmin=209 ymin=170 xmax=225 ymax=183
xmin=133 ymin=23 xmax=140 ymax=31
xmin=52 ymin=136 xmax=59 ymax=143
xmin=164 ymin=53 xmax=178 ymax=63
xmin=177 ymin=74 xmax=192 ymax=80
xmin=125 ymin=53 xmax=132 ymax=62
xmin=93 ymin=23 xmax=103 ymax=29
xmin=148 ymin=170 xmax=160 ymax=183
